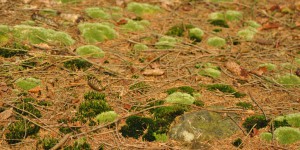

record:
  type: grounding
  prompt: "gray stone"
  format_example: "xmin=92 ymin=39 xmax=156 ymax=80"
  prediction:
xmin=169 ymin=110 xmax=240 ymax=144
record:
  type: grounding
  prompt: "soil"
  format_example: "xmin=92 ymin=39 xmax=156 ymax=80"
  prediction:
xmin=0 ymin=0 xmax=300 ymax=149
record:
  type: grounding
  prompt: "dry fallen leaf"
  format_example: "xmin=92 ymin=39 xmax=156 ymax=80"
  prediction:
xmin=259 ymin=22 xmax=280 ymax=30
xmin=142 ymin=69 xmax=164 ymax=76
xmin=149 ymin=62 xmax=160 ymax=69
xmin=225 ymin=61 xmax=249 ymax=80
xmin=0 ymin=108 xmax=13 ymax=120
xmin=32 ymin=43 xmax=52 ymax=50
xmin=251 ymin=67 xmax=268 ymax=76
xmin=28 ymin=86 xmax=42 ymax=93
xmin=60 ymin=13 xmax=82 ymax=23
xmin=251 ymin=128 xmax=260 ymax=137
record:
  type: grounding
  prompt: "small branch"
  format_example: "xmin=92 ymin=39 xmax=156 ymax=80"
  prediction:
xmin=228 ymin=115 xmax=247 ymax=136
xmin=248 ymin=92 xmax=267 ymax=120
xmin=50 ymin=133 xmax=71 ymax=150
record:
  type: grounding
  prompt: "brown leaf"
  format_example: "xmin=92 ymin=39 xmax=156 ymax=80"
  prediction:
xmin=0 ymin=108 xmax=13 ymax=120
xmin=269 ymin=4 xmax=280 ymax=11
xmin=32 ymin=43 xmax=52 ymax=50
xmin=60 ymin=13 xmax=82 ymax=23
xmin=225 ymin=61 xmax=242 ymax=76
xmin=28 ymin=86 xmax=42 ymax=93
xmin=251 ymin=128 xmax=260 ymax=137
xmin=255 ymin=38 xmax=273 ymax=45
xmin=259 ymin=22 xmax=280 ymax=30
xmin=123 ymin=104 xmax=132 ymax=110
xmin=142 ymin=69 xmax=164 ymax=76
xmin=116 ymin=19 xmax=128 ymax=25
xmin=251 ymin=67 xmax=268 ymax=76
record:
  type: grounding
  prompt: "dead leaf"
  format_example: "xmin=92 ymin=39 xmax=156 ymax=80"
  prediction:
xmin=116 ymin=19 xmax=128 ymax=25
xmin=28 ymin=86 xmax=42 ymax=93
xmin=142 ymin=68 xmax=164 ymax=76
xmin=269 ymin=4 xmax=280 ymax=11
xmin=255 ymin=38 xmax=273 ymax=45
xmin=60 ymin=13 xmax=82 ymax=23
xmin=32 ymin=43 xmax=52 ymax=50
xmin=225 ymin=61 xmax=242 ymax=76
xmin=0 ymin=82 xmax=9 ymax=92
xmin=259 ymin=22 xmax=280 ymax=30
xmin=0 ymin=108 xmax=13 ymax=120
xmin=149 ymin=62 xmax=160 ymax=69
xmin=123 ymin=103 xmax=132 ymax=110
xmin=251 ymin=128 xmax=260 ymax=137
xmin=251 ymin=67 xmax=268 ymax=76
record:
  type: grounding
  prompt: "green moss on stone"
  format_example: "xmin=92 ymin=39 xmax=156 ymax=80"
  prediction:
xmin=78 ymin=23 xmax=117 ymax=43
xmin=165 ymin=92 xmax=195 ymax=105
xmin=274 ymin=127 xmax=300 ymax=145
xmin=207 ymin=36 xmax=226 ymax=47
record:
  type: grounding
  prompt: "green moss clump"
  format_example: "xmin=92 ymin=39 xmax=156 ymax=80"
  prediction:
xmin=207 ymin=36 xmax=226 ymax=47
xmin=64 ymin=138 xmax=91 ymax=150
xmin=6 ymin=120 xmax=40 ymax=144
xmin=95 ymin=111 xmax=118 ymax=124
xmin=209 ymin=19 xmax=229 ymax=28
xmin=21 ymin=59 xmax=38 ymax=69
xmin=232 ymin=138 xmax=242 ymax=147
xmin=85 ymin=7 xmax=110 ymax=19
xmin=129 ymin=82 xmax=150 ymax=93
xmin=16 ymin=98 xmax=42 ymax=118
xmin=76 ymin=45 xmax=105 ymax=58
xmin=84 ymin=91 xmax=105 ymax=101
xmin=225 ymin=10 xmax=243 ymax=21
xmin=166 ymin=24 xmax=194 ymax=37
xmin=63 ymin=59 xmax=92 ymax=71
xmin=58 ymin=0 xmax=82 ymax=4
xmin=242 ymin=115 xmax=268 ymax=132
xmin=120 ymin=115 xmax=155 ymax=139
xmin=165 ymin=92 xmax=195 ymax=105
xmin=194 ymin=100 xmax=204 ymax=107
xmin=126 ymin=2 xmax=160 ymax=16
xmin=153 ymin=105 xmax=185 ymax=123
xmin=245 ymin=20 xmax=261 ymax=28
xmin=166 ymin=86 xmax=195 ymax=95
xmin=15 ymin=77 xmax=41 ymax=91
xmin=78 ymin=23 xmax=117 ymax=43
xmin=206 ymin=84 xmax=246 ymax=98
xmin=260 ymin=132 xmax=272 ymax=142
xmin=0 ymin=47 xmax=28 ymax=58
xmin=41 ymin=137 xmax=59 ymax=150
xmin=209 ymin=12 xmax=225 ymax=20
xmin=259 ymin=63 xmax=277 ymax=71
xmin=277 ymin=74 xmax=300 ymax=86
xmin=155 ymin=36 xmax=177 ymax=49
xmin=237 ymin=28 xmax=257 ymax=41
xmin=189 ymin=28 xmax=204 ymax=42
xmin=78 ymin=100 xmax=112 ymax=119
xmin=39 ymin=9 xmax=58 ymax=16
xmin=274 ymin=127 xmax=300 ymax=145
xmin=133 ymin=43 xmax=148 ymax=52
xmin=13 ymin=25 xmax=75 ymax=46
xmin=199 ymin=68 xmax=221 ymax=79
xmin=274 ymin=113 xmax=300 ymax=128
xmin=121 ymin=19 xmax=150 ymax=32
xmin=0 ymin=25 xmax=10 ymax=46
xmin=153 ymin=133 xmax=168 ymax=142
xmin=236 ymin=102 xmax=253 ymax=109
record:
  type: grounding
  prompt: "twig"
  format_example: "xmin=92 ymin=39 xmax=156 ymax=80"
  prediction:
xmin=248 ymin=92 xmax=267 ymax=120
xmin=228 ymin=115 xmax=247 ymax=136
xmin=50 ymin=133 xmax=71 ymax=150
xmin=238 ymin=124 xmax=257 ymax=149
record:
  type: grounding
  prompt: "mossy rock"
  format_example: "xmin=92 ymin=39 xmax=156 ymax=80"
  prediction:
xmin=76 ymin=45 xmax=105 ymax=58
xmin=274 ymin=127 xmax=300 ymax=145
xmin=6 ymin=120 xmax=40 ymax=144
xmin=207 ymin=36 xmax=226 ymax=47
xmin=277 ymin=74 xmax=300 ymax=86
xmin=13 ymin=25 xmax=75 ymax=46
xmin=155 ymin=36 xmax=177 ymax=49
xmin=165 ymin=92 xmax=195 ymax=105
xmin=95 ymin=111 xmax=118 ymax=124
xmin=78 ymin=23 xmax=117 ymax=43
xmin=85 ymin=7 xmax=110 ymax=19
xmin=121 ymin=19 xmax=150 ymax=32
xmin=15 ymin=77 xmax=41 ymax=91
xmin=63 ymin=59 xmax=92 ymax=71
xmin=126 ymin=2 xmax=160 ymax=16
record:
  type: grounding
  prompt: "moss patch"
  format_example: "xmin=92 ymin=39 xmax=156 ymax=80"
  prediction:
xmin=15 ymin=77 xmax=41 ymax=91
xmin=76 ymin=45 xmax=105 ymax=58
xmin=78 ymin=23 xmax=117 ymax=43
